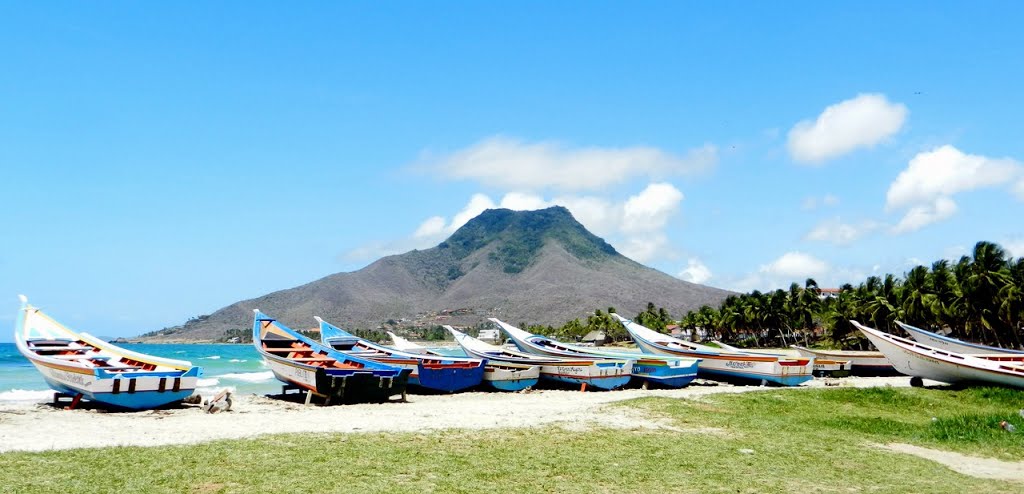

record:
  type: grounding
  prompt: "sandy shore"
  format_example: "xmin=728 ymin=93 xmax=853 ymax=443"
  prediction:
xmin=0 ymin=376 xmax=919 ymax=453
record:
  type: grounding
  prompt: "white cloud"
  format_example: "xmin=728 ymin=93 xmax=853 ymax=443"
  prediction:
xmin=449 ymin=194 xmax=498 ymax=232
xmin=886 ymin=145 xmax=1021 ymax=210
xmin=346 ymin=183 xmax=691 ymax=265
xmin=413 ymin=216 xmax=446 ymax=238
xmin=884 ymin=145 xmax=1023 ymax=233
xmin=891 ymin=197 xmax=958 ymax=233
xmin=678 ymin=258 xmax=712 ymax=284
xmin=431 ymin=136 xmax=717 ymax=190
xmin=619 ymin=234 xmax=672 ymax=264
xmin=804 ymin=217 xmax=880 ymax=246
xmin=788 ymin=93 xmax=907 ymax=163
xmin=759 ymin=252 xmax=829 ymax=279
xmin=1002 ymin=238 xmax=1024 ymax=258
xmin=499 ymin=192 xmax=551 ymax=211
xmin=552 ymin=196 xmax=619 ymax=237
xmin=801 ymin=193 xmax=840 ymax=211
xmin=622 ymin=183 xmax=684 ymax=234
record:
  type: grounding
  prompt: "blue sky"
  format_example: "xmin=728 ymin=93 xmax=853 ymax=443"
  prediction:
xmin=2 ymin=2 xmax=1023 ymax=339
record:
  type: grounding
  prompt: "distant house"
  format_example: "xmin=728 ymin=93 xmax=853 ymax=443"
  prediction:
xmin=819 ymin=288 xmax=841 ymax=299
xmin=582 ymin=330 xmax=607 ymax=346
xmin=477 ymin=329 xmax=501 ymax=343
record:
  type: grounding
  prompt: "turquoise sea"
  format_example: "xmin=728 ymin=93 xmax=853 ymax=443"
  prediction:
xmin=0 ymin=342 xmax=279 ymax=403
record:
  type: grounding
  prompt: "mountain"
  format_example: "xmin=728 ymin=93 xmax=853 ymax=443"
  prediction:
xmin=138 ymin=206 xmax=733 ymax=342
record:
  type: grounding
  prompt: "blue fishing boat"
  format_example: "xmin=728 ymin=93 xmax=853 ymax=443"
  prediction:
xmin=253 ymin=311 xmax=410 ymax=404
xmin=491 ymin=318 xmax=699 ymax=388
xmin=14 ymin=295 xmax=201 ymax=410
xmin=318 ymin=317 xmax=486 ymax=393
xmin=387 ymin=331 xmax=541 ymax=392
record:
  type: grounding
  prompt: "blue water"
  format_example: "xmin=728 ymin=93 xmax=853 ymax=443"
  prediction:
xmin=0 ymin=342 xmax=280 ymax=403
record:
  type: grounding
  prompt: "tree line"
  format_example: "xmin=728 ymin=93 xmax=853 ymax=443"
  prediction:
xmin=531 ymin=241 xmax=1024 ymax=350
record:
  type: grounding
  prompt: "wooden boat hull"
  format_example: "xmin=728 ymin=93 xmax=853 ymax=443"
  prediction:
xmin=447 ymin=326 xmax=633 ymax=390
xmin=15 ymin=298 xmax=201 ymax=410
xmin=896 ymin=321 xmax=1024 ymax=356
xmin=320 ymin=318 xmax=485 ymax=393
xmin=810 ymin=359 xmax=852 ymax=378
xmin=263 ymin=355 xmax=409 ymax=404
xmin=791 ymin=346 xmax=899 ymax=376
xmin=492 ymin=318 xmax=698 ymax=389
xmin=854 ymin=321 xmax=1024 ymax=388
xmin=536 ymin=362 xmax=633 ymax=390
xmin=483 ymin=363 xmax=541 ymax=391
xmin=617 ymin=315 xmax=813 ymax=386
xmin=30 ymin=360 xmax=200 ymax=410
xmin=413 ymin=362 xmax=487 ymax=392
xmin=254 ymin=311 xmax=410 ymax=404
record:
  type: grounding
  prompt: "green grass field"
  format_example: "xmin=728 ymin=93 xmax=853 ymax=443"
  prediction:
xmin=2 ymin=386 xmax=1022 ymax=493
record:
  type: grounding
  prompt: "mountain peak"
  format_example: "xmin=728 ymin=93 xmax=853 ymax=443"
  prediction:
xmin=438 ymin=206 xmax=618 ymax=273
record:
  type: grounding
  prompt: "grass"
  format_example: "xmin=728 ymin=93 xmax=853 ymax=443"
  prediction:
xmin=2 ymin=386 xmax=1023 ymax=493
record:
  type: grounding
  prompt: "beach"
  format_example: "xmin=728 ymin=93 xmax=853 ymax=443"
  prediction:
xmin=0 ymin=376 xmax=919 ymax=453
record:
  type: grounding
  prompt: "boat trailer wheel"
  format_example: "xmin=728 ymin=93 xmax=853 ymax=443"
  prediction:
xmin=909 ymin=376 xmax=924 ymax=388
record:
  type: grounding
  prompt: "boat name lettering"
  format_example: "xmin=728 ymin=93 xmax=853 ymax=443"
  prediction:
xmin=724 ymin=361 xmax=755 ymax=369
xmin=48 ymin=368 xmax=90 ymax=387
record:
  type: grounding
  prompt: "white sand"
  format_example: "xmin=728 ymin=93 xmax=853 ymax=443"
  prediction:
xmin=0 ymin=376 xmax=917 ymax=453
xmin=877 ymin=443 xmax=1024 ymax=482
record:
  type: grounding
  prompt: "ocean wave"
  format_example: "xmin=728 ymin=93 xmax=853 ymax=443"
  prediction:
xmin=195 ymin=385 xmax=237 ymax=396
xmin=197 ymin=378 xmax=220 ymax=387
xmin=0 ymin=389 xmax=52 ymax=402
xmin=228 ymin=359 xmax=247 ymax=363
xmin=216 ymin=371 xmax=275 ymax=383
xmin=200 ymin=355 xmax=221 ymax=360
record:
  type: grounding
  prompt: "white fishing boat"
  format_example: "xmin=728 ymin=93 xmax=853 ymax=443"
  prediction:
xmin=14 ymin=296 xmax=200 ymax=410
xmin=613 ymin=313 xmax=813 ymax=386
xmin=896 ymin=321 xmax=1024 ymax=356
xmin=386 ymin=331 xmax=541 ymax=392
xmin=790 ymin=346 xmax=898 ymax=376
xmin=852 ymin=320 xmax=1024 ymax=388
xmin=712 ymin=341 xmax=851 ymax=378
xmin=445 ymin=326 xmax=633 ymax=390
xmin=491 ymin=318 xmax=699 ymax=388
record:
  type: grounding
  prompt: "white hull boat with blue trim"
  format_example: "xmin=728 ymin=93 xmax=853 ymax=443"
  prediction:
xmin=490 ymin=318 xmax=699 ymax=388
xmin=613 ymin=313 xmax=813 ymax=386
xmin=14 ymin=296 xmax=201 ymax=410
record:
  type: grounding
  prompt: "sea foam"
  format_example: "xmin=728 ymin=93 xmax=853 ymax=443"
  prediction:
xmin=0 ymin=389 xmax=53 ymax=402
xmin=217 ymin=371 xmax=275 ymax=383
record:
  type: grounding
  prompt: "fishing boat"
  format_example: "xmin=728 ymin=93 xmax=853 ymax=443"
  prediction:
xmin=445 ymin=326 xmax=633 ymax=390
xmin=252 ymin=310 xmax=409 ymax=404
xmin=318 ymin=317 xmax=486 ymax=393
xmin=896 ymin=321 xmax=1024 ymax=356
xmin=711 ymin=341 xmax=852 ymax=378
xmin=387 ymin=332 xmax=541 ymax=392
xmin=490 ymin=318 xmax=699 ymax=388
xmin=790 ymin=346 xmax=898 ymax=376
xmin=613 ymin=313 xmax=813 ymax=386
xmin=14 ymin=296 xmax=201 ymax=410
xmin=852 ymin=320 xmax=1024 ymax=389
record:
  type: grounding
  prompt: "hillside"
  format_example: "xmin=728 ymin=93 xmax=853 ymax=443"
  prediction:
xmin=138 ymin=206 xmax=733 ymax=342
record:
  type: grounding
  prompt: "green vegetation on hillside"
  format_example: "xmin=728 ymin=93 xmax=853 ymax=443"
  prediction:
xmin=440 ymin=206 xmax=617 ymax=274
xmin=2 ymin=387 xmax=1020 ymax=493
